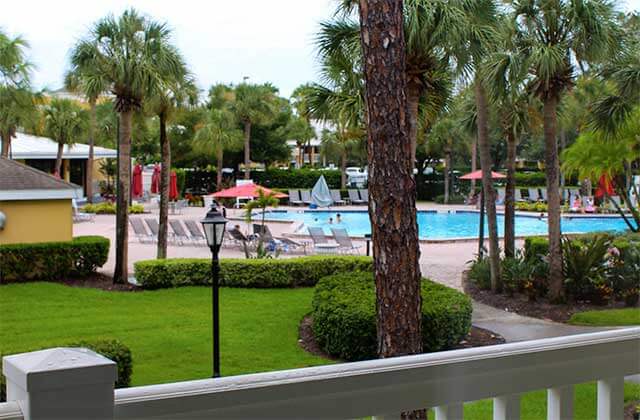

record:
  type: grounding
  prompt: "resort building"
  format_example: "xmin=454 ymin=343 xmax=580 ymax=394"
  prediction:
xmin=0 ymin=158 xmax=82 ymax=244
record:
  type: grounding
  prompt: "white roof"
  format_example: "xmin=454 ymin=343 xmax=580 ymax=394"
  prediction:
xmin=9 ymin=132 xmax=117 ymax=160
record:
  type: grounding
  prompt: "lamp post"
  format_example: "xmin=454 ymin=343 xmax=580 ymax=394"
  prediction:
xmin=200 ymin=203 xmax=227 ymax=378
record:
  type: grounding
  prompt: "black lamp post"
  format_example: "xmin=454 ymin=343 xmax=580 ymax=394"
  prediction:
xmin=200 ymin=203 xmax=227 ymax=378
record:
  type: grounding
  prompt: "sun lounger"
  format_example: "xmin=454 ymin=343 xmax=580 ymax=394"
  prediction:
xmin=308 ymin=226 xmax=340 ymax=254
xmin=539 ymin=188 xmax=547 ymax=202
xmin=288 ymin=190 xmax=303 ymax=206
xmin=514 ymin=189 xmax=526 ymax=202
xmin=144 ymin=219 xmax=161 ymax=243
xmin=331 ymin=227 xmax=362 ymax=254
xmin=169 ymin=219 xmax=190 ymax=245
xmin=331 ymin=190 xmax=346 ymax=205
xmin=528 ymin=188 xmax=540 ymax=202
xmin=72 ymin=199 xmax=95 ymax=223
xmin=348 ymin=189 xmax=365 ymax=204
xmin=300 ymin=190 xmax=313 ymax=205
xmin=359 ymin=189 xmax=369 ymax=202
xmin=130 ymin=218 xmax=154 ymax=243
xmin=183 ymin=220 xmax=206 ymax=246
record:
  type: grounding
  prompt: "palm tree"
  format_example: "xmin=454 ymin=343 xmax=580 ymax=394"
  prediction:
xmin=64 ymin=69 xmax=108 ymax=202
xmin=232 ymin=83 xmax=277 ymax=179
xmin=71 ymin=9 xmax=187 ymax=284
xmin=320 ymin=125 xmax=363 ymax=188
xmin=512 ymin=0 xmax=621 ymax=301
xmin=194 ymin=107 xmax=243 ymax=190
xmin=43 ymin=98 xmax=87 ymax=177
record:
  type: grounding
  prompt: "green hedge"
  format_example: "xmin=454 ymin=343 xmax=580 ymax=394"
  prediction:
xmin=524 ymin=236 xmax=549 ymax=261
xmin=1 ymin=339 xmax=131 ymax=402
xmin=81 ymin=202 xmax=145 ymax=214
xmin=312 ymin=272 xmax=472 ymax=361
xmin=434 ymin=194 xmax=466 ymax=204
xmin=252 ymin=169 xmax=342 ymax=189
xmin=0 ymin=236 xmax=110 ymax=283
xmin=134 ymin=256 xmax=373 ymax=289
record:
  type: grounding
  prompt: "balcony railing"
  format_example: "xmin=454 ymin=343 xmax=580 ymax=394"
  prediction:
xmin=1 ymin=328 xmax=638 ymax=419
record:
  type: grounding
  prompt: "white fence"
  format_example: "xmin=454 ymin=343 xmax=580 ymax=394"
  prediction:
xmin=1 ymin=328 xmax=638 ymax=419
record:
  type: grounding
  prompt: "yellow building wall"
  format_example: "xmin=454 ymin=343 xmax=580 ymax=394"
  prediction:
xmin=0 ymin=199 xmax=72 ymax=245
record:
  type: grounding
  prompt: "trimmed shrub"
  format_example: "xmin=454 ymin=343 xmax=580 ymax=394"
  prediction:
xmin=81 ymin=202 xmax=145 ymax=214
xmin=312 ymin=272 xmax=472 ymax=361
xmin=524 ymin=236 xmax=549 ymax=261
xmin=515 ymin=202 xmax=548 ymax=212
xmin=434 ymin=194 xmax=466 ymax=204
xmin=1 ymin=339 xmax=131 ymax=401
xmin=0 ymin=236 xmax=109 ymax=283
xmin=467 ymin=256 xmax=492 ymax=290
xmin=134 ymin=256 xmax=373 ymax=289
xmin=252 ymin=169 xmax=342 ymax=189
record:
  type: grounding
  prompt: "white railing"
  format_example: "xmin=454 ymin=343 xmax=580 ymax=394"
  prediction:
xmin=2 ymin=328 xmax=639 ymax=420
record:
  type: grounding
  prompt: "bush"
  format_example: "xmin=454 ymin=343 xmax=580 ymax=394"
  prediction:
xmin=501 ymin=251 xmax=534 ymax=296
xmin=562 ymin=235 xmax=612 ymax=303
xmin=81 ymin=202 xmax=144 ymax=214
xmin=467 ymin=256 xmax=492 ymax=290
xmin=252 ymin=169 xmax=342 ymax=189
xmin=0 ymin=339 xmax=131 ymax=401
xmin=0 ymin=236 xmax=110 ymax=283
xmin=434 ymin=194 xmax=466 ymax=204
xmin=515 ymin=202 xmax=548 ymax=212
xmin=312 ymin=272 xmax=472 ymax=361
xmin=134 ymin=256 xmax=373 ymax=289
xmin=524 ymin=236 xmax=549 ymax=261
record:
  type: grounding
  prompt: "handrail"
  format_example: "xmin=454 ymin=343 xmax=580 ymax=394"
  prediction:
xmin=114 ymin=328 xmax=640 ymax=419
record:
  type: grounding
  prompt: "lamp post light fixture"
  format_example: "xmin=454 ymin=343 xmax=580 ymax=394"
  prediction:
xmin=200 ymin=202 xmax=228 ymax=378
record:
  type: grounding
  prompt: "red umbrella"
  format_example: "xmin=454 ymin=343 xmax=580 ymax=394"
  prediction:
xmin=459 ymin=169 xmax=506 ymax=180
xmin=211 ymin=183 xmax=288 ymax=199
xmin=595 ymin=174 xmax=614 ymax=199
xmin=169 ymin=171 xmax=178 ymax=200
xmin=151 ymin=164 xmax=160 ymax=194
xmin=132 ymin=164 xmax=143 ymax=198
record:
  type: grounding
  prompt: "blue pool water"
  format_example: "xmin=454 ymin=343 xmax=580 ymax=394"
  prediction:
xmin=262 ymin=210 xmax=629 ymax=239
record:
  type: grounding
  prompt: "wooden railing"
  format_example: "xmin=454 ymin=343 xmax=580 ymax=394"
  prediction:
xmin=2 ymin=328 xmax=639 ymax=419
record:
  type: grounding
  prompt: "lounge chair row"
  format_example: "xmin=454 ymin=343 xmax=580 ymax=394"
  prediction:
xmin=227 ymin=224 xmax=308 ymax=254
xmin=288 ymin=189 xmax=368 ymax=206
xmin=307 ymin=226 xmax=362 ymax=254
xmin=129 ymin=218 xmax=207 ymax=246
xmin=496 ymin=187 xmax=549 ymax=204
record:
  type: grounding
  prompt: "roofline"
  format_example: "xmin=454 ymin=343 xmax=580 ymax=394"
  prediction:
xmin=11 ymin=152 xmax=117 ymax=160
xmin=0 ymin=188 xmax=82 ymax=201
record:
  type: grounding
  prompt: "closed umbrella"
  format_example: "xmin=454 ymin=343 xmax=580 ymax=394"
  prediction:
xmin=132 ymin=164 xmax=143 ymax=198
xmin=311 ymin=175 xmax=333 ymax=207
xmin=151 ymin=164 xmax=160 ymax=194
xmin=169 ymin=171 xmax=178 ymax=200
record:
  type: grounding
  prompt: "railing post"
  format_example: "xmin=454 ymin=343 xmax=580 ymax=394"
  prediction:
xmin=493 ymin=394 xmax=520 ymax=420
xmin=547 ymin=385 xmax=574 ymax=420
xmin=435 ymin=404 xmax=463 ymax=420
xmin=597 ymin=377 xmax=624 ymax=420
xmin=2 ymin=347 xmax=117 ymax=420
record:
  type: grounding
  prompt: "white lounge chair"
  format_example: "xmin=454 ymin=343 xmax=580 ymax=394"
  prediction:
xmin=288 ymin=190 xmax=303 ymax=206
xmin=331 ymin=228 xmax=362 ymax=254
xmin=300 ymin=190 xmax=313 ymax=205
xmin=359 ymin=189 xmax=369 ymax=202
xmin=514 ymin=189 xmax=526 ymax=202
xmin=330 ymin=190 xmax=346 ymax=205
xmin=540 ymin=188 xmax=548 ymax=202
xmin=348 ymin=189 xmax=365 ymax=205
xmin=496 ymin=187 xmax=506 ymax=204
xmin=169 ymin=219 xmax=190 ymax=246
xmin=184 ymin=219 xmax=207 ymax=246
xmin=528 ymin=188 xmax=540 ymax=202
xmin=308 ymin=227 xmax=340 ymax=254
xmin=130 ymin=218 xmax=154 ymax=243
xmin=72 ymin=199 xmax=94 ymax=223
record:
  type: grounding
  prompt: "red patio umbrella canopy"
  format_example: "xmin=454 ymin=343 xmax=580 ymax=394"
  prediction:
xmin=459 ymin=169 xmax=506 ymax=180
xmin=211 ymin=183 xmax=288 ymax=199
xmin=595 ymin=174 xmax=614 ymax=199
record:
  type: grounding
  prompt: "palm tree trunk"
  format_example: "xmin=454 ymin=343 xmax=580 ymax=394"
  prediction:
xmin=358 ymin=0 xmax=422 ymax=361
xmin=471 ymin=136 xmax=477 ymax=194
xmin=243 ymin=120 xmax=251 ymax=179
xmin=444 ymin=151 xmax=451 ymax=204
xmin=157 ymin=112 xmax=170 ymax=259
xmin=504 ymin=131 xmax=517 ymax=258
xmin=475 ymin=78 xmax=501 ymax=292
xmin=113 ymin=110 xmax=132 ymax=284
xmin=1 ymin=133 xmax=10 ymax=158
xmin=407 ymin=80 xmax=421 ymax=171
xmin=55 ymin=142 xmax=64 ymax=177
xmin=543 ymin=96 xmax=563 ymax=302
xmin=216 ymin=147 xmax=224 ymax=190
xmin=340 ymin=148 xmax=347 ymax=189
xmin=86 ymin=101 xmax=97 ymax=202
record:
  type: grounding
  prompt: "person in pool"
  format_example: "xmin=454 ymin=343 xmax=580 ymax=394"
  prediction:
xmin=336 ymin=213 xmax=342 ymax=223
xmin=328 ymin=217 xmax=334 ymax=224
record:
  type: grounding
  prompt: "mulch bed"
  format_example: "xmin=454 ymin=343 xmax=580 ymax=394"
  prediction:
xmin=625 ymin=401 xmax=639 ymax=420
xmin=463 ymin=271 xmax=631 ymax=323
xmin=298 ymin=315 xmax=505 ymax=360
xmin=61 ymin=273 xmax=140 ymax=292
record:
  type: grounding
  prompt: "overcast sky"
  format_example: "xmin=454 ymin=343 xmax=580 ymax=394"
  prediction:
xmin=2 ymin=0 xmax=638 ymax=99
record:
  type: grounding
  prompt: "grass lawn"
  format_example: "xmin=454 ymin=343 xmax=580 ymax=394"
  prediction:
xmin=1 ymin=282 xmax=638 ymax=418
xmin=569 ymin=308 xmax=640 ymax=326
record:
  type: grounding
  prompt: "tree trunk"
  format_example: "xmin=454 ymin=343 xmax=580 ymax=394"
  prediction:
xmin=157 ymin=112 xmax=170 ymax=259
xmin=86 ymin=101 xmax=96 ymax=202
xmin=358 ymin=0 xmax=422 ymax=361
xmin=471 ymin=136 xmax=477 ymax=194
xmin=407 ymin=80 xmax=421 ymax=172
xmin=243 ymin=120 xmax=251 ymax=179
xmin=340 ymin=148 xmax=347 ymax=189
xmin=113 ymin=110 xmax=132 ymax=284
xmin=216 ymin=147 xmax=224 ymax=190
xmin=504 ymin=131 xmax=517 ymax=258
xmin=0 ymin=133 xmax=9 ymax=158
xmin=474 ymin=78 xmax=501 ymax=292
xmin=55 ymin=142 xmax=64 ymax=177
xmin=444 ymin=151 xmax=451 ymax=204
xmin=543 ymin=96 xmax=564 ymax=302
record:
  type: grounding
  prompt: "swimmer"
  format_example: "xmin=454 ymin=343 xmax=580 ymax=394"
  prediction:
xmin=336 ymin=213 xmax=342 ymax=223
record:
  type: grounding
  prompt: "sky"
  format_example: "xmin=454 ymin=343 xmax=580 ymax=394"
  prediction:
xmin=1 ymin=0 xmax=638 ymax=99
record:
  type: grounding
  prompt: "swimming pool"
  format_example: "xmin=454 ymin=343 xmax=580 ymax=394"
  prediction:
xmin=262 ymin=210 xmax=629 ymax=239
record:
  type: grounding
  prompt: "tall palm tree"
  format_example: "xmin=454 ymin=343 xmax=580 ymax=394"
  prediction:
xmin=194 ymin=107 xmax=243 ymax=190
xmin=64 ymin=69 xmax=108 ymax=202
xmin=320 ymin=125 xmax=363 ymax=187
xmin=71 ymin=9 xmax=187 ymax=283
xmin=512 ymin=0 xmax=621 ymax=301
xmin=232 ymin=83 xmax=277 ymax=179
xmin=43 ymin=98 xmax=87 ymax=177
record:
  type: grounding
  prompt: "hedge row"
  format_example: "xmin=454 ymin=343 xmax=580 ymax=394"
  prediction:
xmin=0 ymin=236 xmax=110 ymax=283
xmin=134 ymin=256 xmax=373 ymax=289
xmin=312 ymin=272 xmax=472 ymax=361
xmin=0 ymin=339 xmax=131 ymax=402
xmin=252 ymin=169 xmax=342 ymax=189
xmin=81 ymin=202 xmax=145 ymax=214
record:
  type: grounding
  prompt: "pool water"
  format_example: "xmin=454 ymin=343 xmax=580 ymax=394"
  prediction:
xmin=262 ymin=210 xmax=629 ymax=239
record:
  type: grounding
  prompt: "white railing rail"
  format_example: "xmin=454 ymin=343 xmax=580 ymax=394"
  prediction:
xmin=2 ymin=328 xmax=639 ymax=420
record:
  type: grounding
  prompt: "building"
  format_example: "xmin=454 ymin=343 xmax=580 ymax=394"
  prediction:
xmin=286 ymin=120 xmax=334 ymax=168
xmin=0 ymin=158 xmax=82 ymax=244
xmin=5 ymin=132 xmax=117 ymax=197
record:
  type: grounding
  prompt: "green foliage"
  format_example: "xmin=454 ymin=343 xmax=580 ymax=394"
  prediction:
xmin=467 ymin=255 xmax=492 ymax=290
xmin=134 ymin=256 xmax=373 ymax=289
xmin=0 ymin=236 xmax=109 ymax=282
xmin=312 ymin=272 xmax=472 ymax=361
xmin=515 ymin=202 xmax=548 ymax=212
xmin=0 ymin=339 xmax=131 ymax=401
xmin=81 ymin=202 xmax=144 ymax=214
xmin=524 ymin=237 xmax=550 ymax=261
xmin=434 ymin=194 xmax=466 ymax=204
xmin=251 ymin=169 xmax=342 ymax=189
xmin=562 ymin=235 xmax=612 ymax=302
xmin=501 ymin=251 xmax=534 ymax=296
xmin=569 ymin=308 xmax=640 ymax=326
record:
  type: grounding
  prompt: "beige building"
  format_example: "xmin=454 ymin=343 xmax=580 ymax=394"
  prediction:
xmin=0 ymin=158 xmax=82 ymax=245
